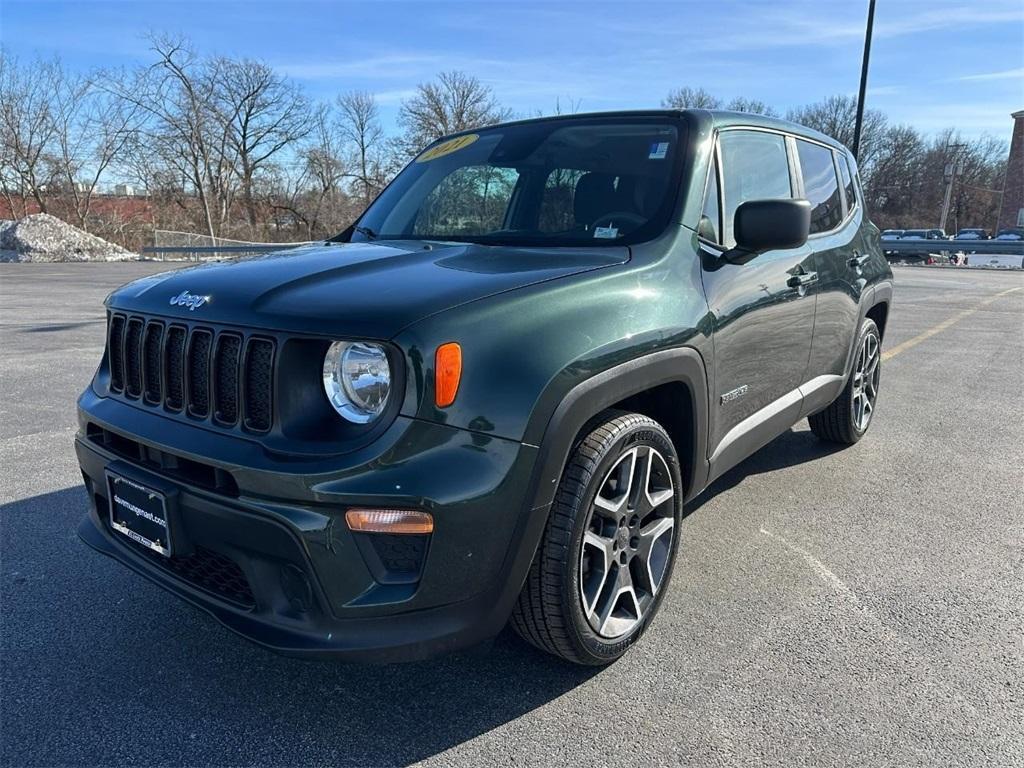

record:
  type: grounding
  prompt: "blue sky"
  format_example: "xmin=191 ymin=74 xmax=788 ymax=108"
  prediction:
xmin=2 ymin=0 xmax=1022 ymax=139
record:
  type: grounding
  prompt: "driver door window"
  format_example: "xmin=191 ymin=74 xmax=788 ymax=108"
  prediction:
xmin=413 ymin=166 xmax=520 ymax=236
xmin=719 ymin=131 xmax=793 ymax=248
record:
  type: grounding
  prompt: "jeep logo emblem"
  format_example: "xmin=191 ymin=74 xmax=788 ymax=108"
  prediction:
xmin=169 ymin=290 xmax=210 ymax=311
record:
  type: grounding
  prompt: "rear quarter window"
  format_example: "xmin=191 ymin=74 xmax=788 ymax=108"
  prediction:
xmin=837 ymin=152 xmax=857 ymax=213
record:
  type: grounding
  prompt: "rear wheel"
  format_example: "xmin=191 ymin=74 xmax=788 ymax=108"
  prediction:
xmin=809 ymin=318 xmax=881 ymax=444
xmin=510 ymin=412 xmax=683 ymax=665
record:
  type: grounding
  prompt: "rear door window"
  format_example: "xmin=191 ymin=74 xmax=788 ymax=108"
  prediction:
xmin=796 ymin=139 xmax=843 ymax=234
xmin=718 ymin=130 xmax=793 ymax=248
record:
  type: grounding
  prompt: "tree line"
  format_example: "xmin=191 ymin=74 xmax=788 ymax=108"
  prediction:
xmin=0 ymin=38 xmax=1009 ymax=250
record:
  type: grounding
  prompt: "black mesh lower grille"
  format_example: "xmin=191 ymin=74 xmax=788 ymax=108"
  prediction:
xmin=108 ymin=315 xmax=125 ymax=392
xmin=372 ymin=534 xmax=428 ymax=576
xmin=164 ymin=326 xmax=186 ymax=411
xmin=142 ymin=322 xmax=163 ymax=403
xmin=159 ymin=545 xmax=255 ymax=608
xmin=187 ymin=330 xmax=212 ymax=417
xmin=213 ymin=334 xmax=241 ymax=425
xmin=244 ymin=339 xmax=274 ymax=432
xmin=124 ymin=319 xmax=144 ymax=398
xmin=117 ymin=529 xmax=255 ymax=608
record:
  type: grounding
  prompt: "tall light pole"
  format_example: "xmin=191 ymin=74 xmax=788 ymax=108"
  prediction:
xmin=852 ymin=0 xmax=877 ymax=160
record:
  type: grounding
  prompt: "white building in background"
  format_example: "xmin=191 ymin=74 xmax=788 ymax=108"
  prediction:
xmin=114 ymin=184 xmax=136 ymax=197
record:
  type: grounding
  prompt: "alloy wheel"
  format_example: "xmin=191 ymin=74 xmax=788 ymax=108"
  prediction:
xmin=578 ymin=446 xmax=676 ymax=639
xmin=851 ymin=331 xmax=880 ymax=432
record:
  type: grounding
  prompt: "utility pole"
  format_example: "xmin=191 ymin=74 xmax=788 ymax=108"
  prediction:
xmin=939 ymin=143 xmax=966 ymax=232
xmin=852 ymin=0 xmax=877 ymax=160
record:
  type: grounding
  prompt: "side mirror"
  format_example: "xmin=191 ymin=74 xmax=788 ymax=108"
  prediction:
xmin=725 ymin=199 xmax=811 ymax=264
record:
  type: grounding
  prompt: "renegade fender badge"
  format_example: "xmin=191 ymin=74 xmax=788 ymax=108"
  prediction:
xmin=721 ymin=384 xmax=748 ymax=404
xmin=169 ymin=290 xmax=210 ymax=311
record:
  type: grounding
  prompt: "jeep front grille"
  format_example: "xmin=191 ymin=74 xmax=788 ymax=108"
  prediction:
xmin=106 ymin=313 xmax=275 ymax=433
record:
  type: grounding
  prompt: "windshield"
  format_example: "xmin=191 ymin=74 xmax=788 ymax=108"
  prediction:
xmin=348 ymin=117 xmax=684 ymax=247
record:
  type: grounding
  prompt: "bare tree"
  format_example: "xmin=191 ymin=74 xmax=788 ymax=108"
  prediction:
xmin=786 ymin=95 xmax=888 ymax=170
xmin=398 ymin=70 xmax=511 ymax=156
xmin=292 ymin=103 xmax=353 ymax=237
xmin=725 ymin=97 xmax=778 ymax=117
xmin=861 ymin=123 xmax=925 ymax=222
xmin=102 ymin=35 xmax=237 ymax=239
xmin=662 ymin=87 xmax=721 ymax=110
xmin=534 ymin=96 xmax=584 ymax=117
xmin=337 ymin=90 xmax=384 ymax=208
xmin=50 ymin=68 xmax=144 ymax=230
xmin=0 ymin=52 xmax=62 ymax=215
xmin=211 ymin=57 xmax=310 ymax=237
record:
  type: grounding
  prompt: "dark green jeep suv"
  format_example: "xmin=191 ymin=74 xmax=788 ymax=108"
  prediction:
xmin=75 ymin=110 xmax=892 ymax=665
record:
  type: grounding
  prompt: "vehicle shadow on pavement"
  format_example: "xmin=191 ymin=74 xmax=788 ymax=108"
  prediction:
xmin=1 ymin=486 xmax=601 ymax=767
xmin=687 ymin=425 xmax=845 ymax=514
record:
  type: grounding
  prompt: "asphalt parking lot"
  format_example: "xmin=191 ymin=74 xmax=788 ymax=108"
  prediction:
xmin=1 ymin=263 xmax=1022 ymax=767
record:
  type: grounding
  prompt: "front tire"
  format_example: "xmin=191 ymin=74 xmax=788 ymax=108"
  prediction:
xmin=809 ymin=318 xmax=882 ymax=444
xmin=510 ymin=412 xmax=683 ymax=665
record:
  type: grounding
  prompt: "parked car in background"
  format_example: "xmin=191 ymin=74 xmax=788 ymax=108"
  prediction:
xmin=954 ymin=228 xmax=992 ymax=257
xmin=880 ymin=229 xmax=903 ymax=259
xmin=994 ymin=228 xmax=1024 ymax=241
xmin=896 ymin=229 xmax=936 ymax=262
xmin=955 ymin=228 xmax=990 ymax=240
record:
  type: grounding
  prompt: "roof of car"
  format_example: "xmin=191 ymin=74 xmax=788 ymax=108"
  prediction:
xmin=450 ymin=109 xmax=852 ymax=155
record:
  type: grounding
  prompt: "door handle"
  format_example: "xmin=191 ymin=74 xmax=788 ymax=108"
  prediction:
xmin=848 ymin=252 xmax=870 ymax=269
xmin=787 ymin=270 xmax=818 ymax=288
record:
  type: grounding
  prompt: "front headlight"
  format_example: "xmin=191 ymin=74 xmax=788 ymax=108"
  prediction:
xmin=322 ymin=341 xmax=392 ymax=423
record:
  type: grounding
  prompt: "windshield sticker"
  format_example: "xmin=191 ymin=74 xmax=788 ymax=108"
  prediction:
xmin=648 ymin=141 xmax=669 ymax=160
xmin=415 ymin=134 xmax=480 ymax=163
xmin=594 ymin=226 xmax=619 ymax=239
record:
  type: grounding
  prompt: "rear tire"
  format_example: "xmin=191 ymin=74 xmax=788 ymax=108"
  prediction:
xmin=510 ymin=412 xmax=683 ymax=665
xmin=808 ymin=318 xmax=881 ymax=445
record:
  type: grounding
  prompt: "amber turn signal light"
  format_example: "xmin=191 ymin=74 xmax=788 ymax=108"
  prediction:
xmin=435 ymin=342 xmax=462 ymax=408
xmin=345 ymin=509 xmax=434 ymax=535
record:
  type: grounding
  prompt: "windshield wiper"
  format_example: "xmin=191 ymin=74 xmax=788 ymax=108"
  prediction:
xmin=353 ymin=225 xmax=377 ymax=240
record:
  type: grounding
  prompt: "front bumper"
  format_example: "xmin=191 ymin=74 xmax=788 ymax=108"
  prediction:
xmin=75 ymin=390 xmax=543 ymax=662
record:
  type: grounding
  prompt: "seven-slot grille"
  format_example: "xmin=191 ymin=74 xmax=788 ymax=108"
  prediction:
xmin=107 ymin=313 xmax=275 ymax=433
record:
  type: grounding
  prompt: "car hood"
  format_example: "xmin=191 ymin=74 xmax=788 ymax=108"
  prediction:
xmin=108 ymin=240 xmax=629 ymax=338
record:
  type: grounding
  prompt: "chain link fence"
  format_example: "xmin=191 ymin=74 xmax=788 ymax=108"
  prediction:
xmin=148 ymin=230 xmax=315 ymax=260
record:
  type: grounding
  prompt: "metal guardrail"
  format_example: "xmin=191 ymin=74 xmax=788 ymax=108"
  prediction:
xmin=141 ymin=244 xmax=308 ymax=257
xmin=883 ymin=239 xmax=1024 ymax=254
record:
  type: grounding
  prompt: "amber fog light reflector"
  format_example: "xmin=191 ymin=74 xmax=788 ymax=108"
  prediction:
xmin=345 ymin=509 xmax=434 ymax=535
xmin=435 ymin=342 xmax=462 ymax=408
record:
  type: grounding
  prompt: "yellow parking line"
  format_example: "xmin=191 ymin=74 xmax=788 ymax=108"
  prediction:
xmin=882 ymin=286 xmax=1022 ymax=361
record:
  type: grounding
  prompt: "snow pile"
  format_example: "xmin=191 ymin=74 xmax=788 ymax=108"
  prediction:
xmin=0 ymin=213 xmax=135 ymax=262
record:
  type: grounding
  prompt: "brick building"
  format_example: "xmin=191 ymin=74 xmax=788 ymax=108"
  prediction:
xmin=996 ymin=109 xmax=1024 ymax=231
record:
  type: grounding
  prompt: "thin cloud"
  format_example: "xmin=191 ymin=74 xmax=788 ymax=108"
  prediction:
xmin=373 ymin=88 xmax=417 ymax=105
xmin=956 ymin=67 xmax=1024 ymax=82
